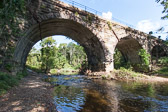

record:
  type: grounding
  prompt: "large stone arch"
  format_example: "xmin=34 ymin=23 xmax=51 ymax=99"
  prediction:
xmin=13 ymin=18 xmax=106 ymax=72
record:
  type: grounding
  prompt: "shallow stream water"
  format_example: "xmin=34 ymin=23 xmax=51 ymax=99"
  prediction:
xmin=45 ymin=75 xmax=168 ymax=112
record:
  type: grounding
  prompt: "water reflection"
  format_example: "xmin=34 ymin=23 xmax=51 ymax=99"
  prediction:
xmin=46 ymin=75 xmax=168 ymax=112
xmin=53 ymin=85 xmax=85 ymax=112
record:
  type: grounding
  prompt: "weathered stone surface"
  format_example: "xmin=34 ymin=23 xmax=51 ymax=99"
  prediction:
xmin=0 ymin=0 xmax=168 ymax=73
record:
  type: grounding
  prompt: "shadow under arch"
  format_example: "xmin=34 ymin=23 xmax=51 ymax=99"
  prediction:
xmin=114 ymin=36 xmax=143 ymax=70
xmin=13 ymin=18 xmax=106 ymax=72
xmin=151 ymin=45 xmax=167 ymax=58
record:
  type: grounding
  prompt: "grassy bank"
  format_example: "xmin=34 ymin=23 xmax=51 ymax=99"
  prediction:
xmin=26 ymin=65 xmax=79 ymax=75
xmin=50 ymin=68 xmax=79 ymax=75
xmin=0 ymin=71 xmax=28 ymax=96
xmin=97 ymin=67 xmax=168 ymax=83
xmin=111 ymin=68 xmax=148 ymax=81
xmin=154 ymin=67 xmax=168 ymax=76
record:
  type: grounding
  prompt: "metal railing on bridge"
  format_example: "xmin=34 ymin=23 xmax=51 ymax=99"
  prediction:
xmin=60 ymin=0 xmax=136 ymax=29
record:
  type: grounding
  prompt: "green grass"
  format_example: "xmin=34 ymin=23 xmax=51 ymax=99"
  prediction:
xmin=155 ymin=67 xmax=168 ymax=75
xmin=114 ymin=67 xmax=143 ymax=79
xmin=50 ymin=68 xmax=79 ymax=75
xmin=0 ymin=70 xmax=28 ymax=96
xmin=26 ymin=65 xmax=42 ymax=73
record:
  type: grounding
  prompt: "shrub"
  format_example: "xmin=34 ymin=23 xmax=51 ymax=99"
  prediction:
xmin=4 ymin=64 xmax=12 ymax=72
xmin=0 ymin=70 xmax=28 ymax=96
xmin=138 ymin=49 xmax=150 ymax=72
xmin=0 ymin=81 xmax=10 ymax=90
xmin=158 ymin=57 xmax=168 ymax=65
xmin=16 ymin=70 xmax=28 ymax=80
xmin=0 ymin=89 xmax=7 ymax=96
xmin=118 ymin=67 xmax=142 ymax=78
xmin=101 ymin=75 xmax=106 ymax=79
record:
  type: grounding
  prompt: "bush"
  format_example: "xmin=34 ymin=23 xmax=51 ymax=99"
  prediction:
xmin=158 ymin=57 xmax=168 ymax=65
xmin=0 ymin=81 xmax=10 ymax=90
xmin=4 ymin=64 xmax=12 ymax=72
xmin=0 ymin=70 xmax=28 ymax=96
xmin=117 ymin=67 xmax=143 ymax=78
xmin=16 ymin=70 xmax=28 ymax=80
xmin=138 ymin=49 xmax=150 ymax=72
xmin=0 ymin=89 xmax=7 ymax=95
xmin=50 ymin=69 xmax=57 ymax=74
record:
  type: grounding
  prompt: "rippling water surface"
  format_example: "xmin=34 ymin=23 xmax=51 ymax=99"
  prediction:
xmin=46 ymin=75 xmax=168 ymax=112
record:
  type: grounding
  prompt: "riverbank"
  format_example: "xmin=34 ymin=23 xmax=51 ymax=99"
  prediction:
xmin=87 ymin=68 xmax=168 ymax=83
xmin=0 ymin=71 xmax=56 ymax=112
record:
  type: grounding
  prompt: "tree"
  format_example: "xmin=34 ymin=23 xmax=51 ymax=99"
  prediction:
xmin=26 ymin=37 xmax=87 ymax=73
xmin=156 ymin=0 xmax=168 ymax=20
xmin=156 ymin=0 xmax=168 ymax=41
xmin=26 ymin=47 xmax=41 ymax=67
xmin=40 ymin=37 xmax=57 ymax=73
xmin=138 ymin=49 xmax=150 ymax=71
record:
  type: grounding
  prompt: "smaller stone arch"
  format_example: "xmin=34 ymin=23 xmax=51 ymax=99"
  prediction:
xmin=114 ymin=36 xmax=143 ymax=70
xmin=151 ymin=45 xmax=167 ymax=58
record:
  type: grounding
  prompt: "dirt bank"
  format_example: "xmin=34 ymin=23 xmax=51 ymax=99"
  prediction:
xmin=87 ymin=71 xmax=168 ymax=83
xmin=0 ymin=72 xmax=56 ymax=112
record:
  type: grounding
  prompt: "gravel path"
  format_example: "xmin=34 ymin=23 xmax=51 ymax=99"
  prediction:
xmin=0 ymin=72 xmax=56 ymax=112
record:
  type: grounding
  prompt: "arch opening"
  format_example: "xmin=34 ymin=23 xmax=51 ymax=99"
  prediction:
xmin=151 ymin=45 xmax=168 ymax=64
xmin=114 ymin=36 xmax=143 ymax=71
xmin=13 ymin=19 xmax=106 ymax=72
xmin=26 ymin=35 xmax=89 ymax=74
xmin=151 ymin=45 xmax=167 ymax=58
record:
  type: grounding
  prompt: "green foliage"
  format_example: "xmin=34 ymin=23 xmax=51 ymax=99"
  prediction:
xmin=40 ymin=37 xmax=57 ymax=73
xmin=164 ymin=40 xmax=168 ymax=45
xmin=138 ymin=49 xmax=150 ymax=66
xmin=115 ymin=67 xmax=143 ymax=78
xmin=0 ymin=81 xmax=10 ymax=90
xmin=4 ymin=64 xmax=13 ymax=72
xmin=16 ymin=70 xmax=28 ymax=80
xmin=155 ymin=67 xmax=168 ymax=75
xmin=138 ymin=49 xmax=150 ymax=71
xmin=0 ymin=72 xmax=17 ymax=95
xmin=156 ymin=0 xmax=168 ymax=39
xmin=158 ymin=57 xmax=168 ymax=65
xmin=156 ymin=0 xmax=168 ymax=19
xmin=0 ymin=70 xmax=28 ymax=96
xmin=114 ymin=49 xmax=127 ymax=69
xmin=82 ymin=14 xmax=93 ymax=24
xmin=101 ymin=75 xmax=106 ymax=79
xmin=107 ymin=21 xmax=112 ymax=30
xmin=114 ymin=49 xmax=133 ymax=70
xmin=75 ymin=12 xmax=79 ymax=16
xmin=0 ymin=0 xmax=26 ymax=38
xmin=122 ymin=82 xmax=156 ymax=97
xmin=26 ymin=37 xmax=87 ymax=74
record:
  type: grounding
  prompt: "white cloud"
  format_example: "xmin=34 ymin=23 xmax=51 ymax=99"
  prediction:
xmin=102 ymin=11 xmax=112 ymax=20
xmin=136 ymin=20 xmax=160 ymax=33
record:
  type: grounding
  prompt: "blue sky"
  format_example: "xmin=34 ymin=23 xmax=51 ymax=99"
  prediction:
xmin=71 ymin=0 xmax=167 ymax=39
xmin=34 ymin=0 xmax=167 ymax=49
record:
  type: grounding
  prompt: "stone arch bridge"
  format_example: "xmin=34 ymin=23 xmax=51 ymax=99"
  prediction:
xmin=0 ymin=0 xmax=168 ymax=73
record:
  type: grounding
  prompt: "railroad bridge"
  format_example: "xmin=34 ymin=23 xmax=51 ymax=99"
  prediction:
xmin=0 ymin=0 xmax=168 ymax=73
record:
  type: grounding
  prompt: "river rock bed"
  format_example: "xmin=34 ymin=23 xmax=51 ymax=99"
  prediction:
xmin=0 ymin=72 xmax=56 ymax=112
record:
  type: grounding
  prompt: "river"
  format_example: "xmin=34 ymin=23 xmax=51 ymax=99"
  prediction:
xmin=45 ymin=75 xmax=168 ymax=112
